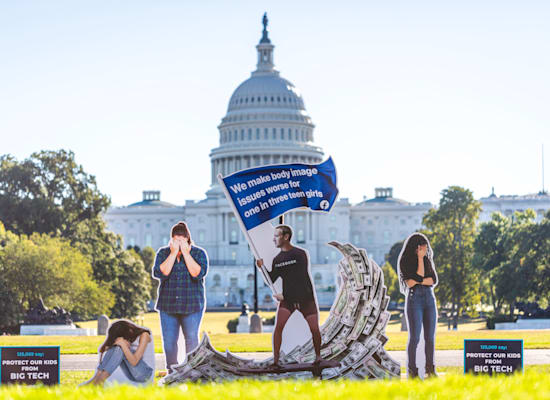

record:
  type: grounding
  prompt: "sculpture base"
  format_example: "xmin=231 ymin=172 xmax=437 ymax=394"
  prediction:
xmin=20 ymin=324 xmax=97 ymax=336
xmin=495 ymin=319 xmax=550 ymax=330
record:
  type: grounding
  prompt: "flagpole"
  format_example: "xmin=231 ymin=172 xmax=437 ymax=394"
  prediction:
xmin=217 ymin=174 xmax=276 ymax=293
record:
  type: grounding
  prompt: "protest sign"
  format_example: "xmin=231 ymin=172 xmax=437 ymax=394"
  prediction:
xmin=464 ymin=339 xmax=523 ymax=375
xmin=0 ymin=346 xmax=60 ymax=385
xmin=220 ymin=157 xmax=338 ymax=231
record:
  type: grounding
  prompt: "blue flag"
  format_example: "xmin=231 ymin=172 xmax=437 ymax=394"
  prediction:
xmin=220 ymin=157 xmax=339 ymax=230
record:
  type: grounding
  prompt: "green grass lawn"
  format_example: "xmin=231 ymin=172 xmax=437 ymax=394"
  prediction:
xmin=1 ymin=312 xmax=548 ymax=354
xmin=3 ymin=369 xmax=550 ymax=399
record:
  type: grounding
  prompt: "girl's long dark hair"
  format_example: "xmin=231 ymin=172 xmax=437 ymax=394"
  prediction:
xmin=99 ymin=320 xmax=151 ymax=354
xmin=399 ymin=233 xmax=432 ymax=274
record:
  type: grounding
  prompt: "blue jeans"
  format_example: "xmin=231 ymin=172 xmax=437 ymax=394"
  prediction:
xmin=98 ymin=346 xmax=153 ymax=382
xmin=159 ymin=310 xmax=204 ymax=372
xmin=406 ymin=285 xmax=437 ymax=371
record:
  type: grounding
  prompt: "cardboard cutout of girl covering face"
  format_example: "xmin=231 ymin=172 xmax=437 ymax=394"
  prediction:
xmin=397 ymin=232 xmax=438 ymax=379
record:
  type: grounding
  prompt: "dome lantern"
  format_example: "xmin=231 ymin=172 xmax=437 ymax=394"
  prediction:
xmin=254 ymin=13 xmax=276 ymax=76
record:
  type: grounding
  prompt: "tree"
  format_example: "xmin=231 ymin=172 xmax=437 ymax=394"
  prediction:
xmin=501 ymin=210 xmax=544 ymax=314
xmin=0 ymin=228 xmax=114 ymax=329
xmin=473 ymin=212 xmax=511 ymax=314
xmin=139 ymin=246 xmax=158 ymax=300
xmin=0 ymin=150 xmax=153 ymax=320
xmin=423 ymin=186 xmax=481 ymax=329
xmin=0 ymin=150 xmax=110 ymax=237
xmin=381 ymin=262 xmax=401 ymax=302
xmin=531 ymin=211 xmax=550 ymax=305
xmin=473 ymin=210 xmax=540 ymax=316
xmin=110 ymin=249 xmax=152 ymax=318
xmin=71 ymin=218 xmax=152 ymax=318
xmin=0 ymin=222 xmax=25 ymax=332
xmin=385 ymin=240 xmax=404 ymax=272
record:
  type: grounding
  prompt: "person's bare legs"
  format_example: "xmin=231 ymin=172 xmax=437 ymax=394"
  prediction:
xmin=92 ymin=370 xmax=111 ymax=385
xmin=80 ymin=369 xmax=110 ymax=386
xmin=305 ymin=314 xmax=323 ymax=364
xmin=272 ymin=306 xmax=292 ymax=366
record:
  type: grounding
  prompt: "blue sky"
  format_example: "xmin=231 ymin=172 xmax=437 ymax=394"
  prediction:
xmin=1 ymin=1 xmax=548 ymax=206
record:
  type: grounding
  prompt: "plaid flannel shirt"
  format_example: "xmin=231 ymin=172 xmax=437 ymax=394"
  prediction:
xmin=152 ymin=245 xmax=209 ymax=315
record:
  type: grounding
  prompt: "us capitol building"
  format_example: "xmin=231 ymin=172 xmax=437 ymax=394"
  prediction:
xmin=104 ymin=16 xmax=550 ymax=309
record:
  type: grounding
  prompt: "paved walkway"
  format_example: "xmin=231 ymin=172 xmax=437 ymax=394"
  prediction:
xmin=61 ymin=349 xmax=550 ymax=370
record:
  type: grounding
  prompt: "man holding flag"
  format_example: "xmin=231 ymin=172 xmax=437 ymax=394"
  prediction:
xmin=218 ymin=157 xmax=338 ymax=366
xmin=256 ymin=224 xmax=322 ymax=368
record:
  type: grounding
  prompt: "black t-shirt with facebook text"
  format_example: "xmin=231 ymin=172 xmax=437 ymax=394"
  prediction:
xmin=268 ymin=246 xmax=315 ymax=303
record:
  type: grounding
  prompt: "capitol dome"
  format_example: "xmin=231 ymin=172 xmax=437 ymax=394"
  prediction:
xmin=227 ymin=75 xmax=306 ymax=113
xmin=207 ymin=14 xmax=323 ymax=196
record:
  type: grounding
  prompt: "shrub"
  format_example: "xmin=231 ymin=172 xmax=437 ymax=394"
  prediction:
xmin=227 ymin=317 xmax=238 ymax=333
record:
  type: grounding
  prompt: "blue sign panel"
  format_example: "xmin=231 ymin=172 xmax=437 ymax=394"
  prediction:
xmin=222 ymin=157 xmax=339 ymax=230
xmin=464 ymin=339 xmax=523 ymax=375
xmin=1 ymin=346 xmax=60 ymax=385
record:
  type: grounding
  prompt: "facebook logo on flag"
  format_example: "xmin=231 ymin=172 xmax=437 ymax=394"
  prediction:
xmin=220 ymin=158 xmax=339 ymax=230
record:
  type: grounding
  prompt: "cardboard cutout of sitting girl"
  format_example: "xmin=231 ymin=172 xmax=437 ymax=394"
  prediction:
xmin=397 ymin=233 xmax=439 ymax=379
xmin=82 ymin=320 xmax=154 ymax=386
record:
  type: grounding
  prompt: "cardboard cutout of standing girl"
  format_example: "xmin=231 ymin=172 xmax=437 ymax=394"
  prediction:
xmin=397 ymin=233 xmax=439 ymax=378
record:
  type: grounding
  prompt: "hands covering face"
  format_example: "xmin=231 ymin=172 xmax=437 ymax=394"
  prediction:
xmin=170 ymin=236 xmax=191 ymax=255
xmin=179 ymin=238 xmax=191 ymax=254
xmin=416 ymin=245 xmax=428 ymax=258
xmin=169 ymin=238 xmax=180 ymax=254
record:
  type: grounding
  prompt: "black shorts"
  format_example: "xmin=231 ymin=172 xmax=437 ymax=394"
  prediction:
xmin=279 ymin=299 xmax=317 ymax=318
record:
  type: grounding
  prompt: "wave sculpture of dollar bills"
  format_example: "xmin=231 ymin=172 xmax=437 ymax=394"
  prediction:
xmin=160 ymin=242 xmax=400 ymax=384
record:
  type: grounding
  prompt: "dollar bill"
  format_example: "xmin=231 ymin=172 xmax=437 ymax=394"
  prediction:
xmin=279 ymin=345 xmax=302 ymax=364
xmin=297 ymin=351 xmax=316 ymax=364
xmin=353 ymin=363 xmax=373 ymax=379
xmin=321 ymin=314 xmax=345 ymax=344
xmin=321 ymin=367 xmax=340 ymax=380
xmin=359 ymin=249 xmax=373 ymax=286
xmin=375 ymin=349 xmax=401 ymax=377
xmin=364 ymin=358 xmax=390 ymax=379
xmin=363 ymin=336 xmax=382 ymax=358
xmin=373 ymin=311 xmax=391 ymax=335
xmin=298 ymin=339 xmax=314 ymax=356
xmin=329 ymin=286 xmax=349 ymax=316
xmin=339 ymin=259 xmax=354 ymax=286
xmin=341 ymin=369 xmax=359 ymax=380
xmin=321 ymin=340 xmax=347 ymax=359
xmin=340 ymin=342 xmax=368 ymax=369
xmin=341 ymin=291 xmax=361 ymax=326
xmin=224 ymin=350 xmax=255 ymax=368
xmin=186 ymin=346 xmax=214 ymax=369
xmin=332 ymin=324 xmax=352 ymax=344
xmin=370 ymin=279 xmax=384 ymax=311
xmin=371 ymin=265 xmax=381 ymax=293
xmin=348 ymin=311 xmax=368 ymax=341
xmin=344 ymin=244 xmax=367 ymax=273
xmin=346 ymin=254 xmax=365 ymax=291
xmin=362 ymin=307 xmax=379 ymax=336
